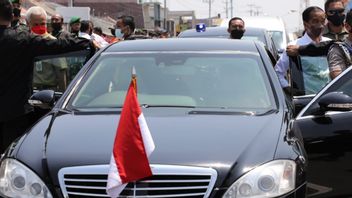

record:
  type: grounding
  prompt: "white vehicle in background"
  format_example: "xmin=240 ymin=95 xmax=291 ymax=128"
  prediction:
xmin=220 ymin=16 xmax=288 ymax=54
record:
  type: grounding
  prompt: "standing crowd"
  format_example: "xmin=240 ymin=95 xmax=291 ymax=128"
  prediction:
xmin=0 ymin=0 xmax=171 ymax=154
xmin=1 ymin=0 xmax=352 ymax=154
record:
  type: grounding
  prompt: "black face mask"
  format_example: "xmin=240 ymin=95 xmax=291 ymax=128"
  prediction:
xmin=327 ymin=12 xmax=345 ymax=26
xmin=13 ymin=8 xmax=21 ymax=18
xmin=51 ymin=23 xmax=62 ymax=31
xmin=308 ymin=24 xmax=324 ymax=38
xmin=231 ymin=29 xmax=245 ymax=39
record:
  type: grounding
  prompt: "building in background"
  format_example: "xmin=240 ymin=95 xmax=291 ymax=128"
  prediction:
xmin=49 ymin=0 xmax=144 ymax=28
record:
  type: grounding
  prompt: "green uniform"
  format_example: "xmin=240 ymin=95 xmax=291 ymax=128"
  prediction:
xmin=33 ymin=33 xmax=68 ymax=91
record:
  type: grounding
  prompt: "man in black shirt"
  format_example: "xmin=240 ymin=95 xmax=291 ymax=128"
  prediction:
xmin=0 ymin=0 xmax=93 ymax=153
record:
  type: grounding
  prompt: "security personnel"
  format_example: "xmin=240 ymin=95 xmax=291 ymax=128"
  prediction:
xmin=69 ymin=16 xmax=81 ymax=37
xmin=227 ymin=17 xmax=246 ymax=39
xmin=51 ymin=13 xmax=71 ymax=39
xmin=10 ymin=0 xmax=28 ymax=32
xmin=0 ymin=0 xmax=94 ymax=154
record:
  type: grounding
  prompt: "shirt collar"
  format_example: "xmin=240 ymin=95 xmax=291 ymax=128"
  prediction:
xmin=302 ymin=32 xmax=324 ymax=43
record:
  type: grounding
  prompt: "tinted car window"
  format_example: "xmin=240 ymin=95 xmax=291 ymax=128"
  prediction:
xmin=302 ymin=67 xmax=352 ymax=116
xmin=33 ymin=50 xmax=91 ymax=92
xmin=70 ymin=52 xmax=275 ymax=112
xmin=301 ymin=56 xmax=330 ymax=95
xmin=290 ymin=56 xmax=331 ymax=96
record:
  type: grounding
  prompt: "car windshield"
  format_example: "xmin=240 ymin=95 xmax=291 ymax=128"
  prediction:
xmin=301 ymin=56 xmax=331 ymax=95
xmin=269 ymin=31 xmax=284 ymax=52
xmin=70 ymin=52 xmax=275 ymax=112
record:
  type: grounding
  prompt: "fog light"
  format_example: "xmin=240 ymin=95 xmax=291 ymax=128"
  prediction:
xmin=258 ymin=175 xmax=275 ymax=192
xmin=238 ymin=183 xmax=252 ymax=196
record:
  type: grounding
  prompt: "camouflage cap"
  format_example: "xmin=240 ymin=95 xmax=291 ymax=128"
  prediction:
xmin=69 ymin=16 xmax=80 ymax=25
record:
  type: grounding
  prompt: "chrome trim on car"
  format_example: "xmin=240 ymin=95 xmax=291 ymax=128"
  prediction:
xmin=58 ymin=164 xmax=218 ymax=198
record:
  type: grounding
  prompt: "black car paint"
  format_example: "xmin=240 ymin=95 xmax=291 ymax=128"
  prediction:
xmin=293 ymin=67 xmax=352 ymax=197
xmin=2 ymin=39 xmax=306 ymax=198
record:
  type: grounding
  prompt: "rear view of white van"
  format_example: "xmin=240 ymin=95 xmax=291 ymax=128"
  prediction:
xmin=221 ymin=16 xmax=287 ymax=54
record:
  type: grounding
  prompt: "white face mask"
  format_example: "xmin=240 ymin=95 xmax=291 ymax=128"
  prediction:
xmin=115 ymin=28 xmax=124 ymax=39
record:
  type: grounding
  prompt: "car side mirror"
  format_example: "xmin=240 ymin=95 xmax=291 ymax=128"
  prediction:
xmin=28 ymin=90 xmax=55 ymax=109
xmin=318 ymin=92 xmax=352 ymax=113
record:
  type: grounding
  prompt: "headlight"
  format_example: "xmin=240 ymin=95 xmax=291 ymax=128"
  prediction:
xmin=0 ymin=158 xmax=53 ymax=198
xmin=223 ymin=160 xmax=296 ymax=198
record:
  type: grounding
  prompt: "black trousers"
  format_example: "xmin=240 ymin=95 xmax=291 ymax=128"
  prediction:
xmin=0 ymin=113 xmax=33 ymax=154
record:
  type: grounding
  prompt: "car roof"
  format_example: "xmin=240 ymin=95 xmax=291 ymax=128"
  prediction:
xmin=105 ymin=38 xmax=260 ymax=53
xmin=178 ymin=26 xmax=266 ymax=38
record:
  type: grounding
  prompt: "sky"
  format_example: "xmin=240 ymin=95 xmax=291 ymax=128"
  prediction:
xmin=155 ymin=0 xmax=325 ymax=33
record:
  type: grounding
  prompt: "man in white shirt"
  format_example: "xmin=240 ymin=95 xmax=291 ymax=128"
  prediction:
xmin=79 ymin=20 xmax=109 ymax=48
xmin=275 ymin=6 xmax=331 ymax=93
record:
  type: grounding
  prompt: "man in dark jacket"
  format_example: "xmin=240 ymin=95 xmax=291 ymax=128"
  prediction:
xmin=0 ymin=0 xmax=93 ymax=153
xmin=51 ymin=13 xmax=71 ymax=39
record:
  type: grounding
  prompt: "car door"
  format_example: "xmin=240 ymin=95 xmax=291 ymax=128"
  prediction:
xmin=290 ymin=55 xmax=331 ymax=116
xmin=31 ymin=49 xmax=92 ymax=121
xmin=294 ymin=67 xmax=352 ymax=197
xmin=32 ymin=50 xmax=92 ymax=93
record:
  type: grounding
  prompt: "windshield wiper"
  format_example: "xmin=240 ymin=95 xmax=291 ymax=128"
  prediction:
xmin=141 ymin=104 xmax=196 ymax=108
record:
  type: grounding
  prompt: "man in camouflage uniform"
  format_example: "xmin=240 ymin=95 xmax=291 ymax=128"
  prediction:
xmin=10 ymin=0 xmax=28 ymax=32
xmin=327 ymin=9 xmax=352 ymax=79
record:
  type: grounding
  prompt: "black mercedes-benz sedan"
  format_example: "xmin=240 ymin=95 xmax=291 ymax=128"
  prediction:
xmin=0 ymin=39 xmax=306 ymax=198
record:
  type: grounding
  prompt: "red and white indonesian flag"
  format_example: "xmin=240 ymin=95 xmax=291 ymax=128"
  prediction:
xmin=106 ymin=75 xmax=155 ymax=197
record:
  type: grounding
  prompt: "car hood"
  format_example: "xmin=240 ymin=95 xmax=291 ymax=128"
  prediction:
xmin=16 ymin=109 xmax=284 ymax=186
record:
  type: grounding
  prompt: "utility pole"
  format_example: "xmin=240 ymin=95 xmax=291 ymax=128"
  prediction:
xmin=163 ymin=0 xmax=167 ymax=29
xmin=247 ymin=3 xmax=255 ymax=16
xmin=69 ymin=0 xmax=74 ymax=7
xmin=203 ymin=0 xmax=214 ymax=27
xmin=254 ymin=5 xmax=262 ymax=16
xmin=224 ymin=0 xmax=228 ymax=19
xmin=209 ymin=0 xmax=212 ymax=26
xmin=230 ymin=0 xmax=233 ymax=18
xmin=299 ymin=0 xmax=310 ymax=31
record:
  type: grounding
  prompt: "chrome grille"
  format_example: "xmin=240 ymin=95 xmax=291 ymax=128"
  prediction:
xmin=58 ymin=164 xmax=217 ymax=198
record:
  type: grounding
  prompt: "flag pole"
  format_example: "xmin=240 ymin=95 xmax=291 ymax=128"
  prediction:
xmin=132 ymin=66 xmax=137 ymax=92
xmin=132 ymin=66 xmax=137 ymax=79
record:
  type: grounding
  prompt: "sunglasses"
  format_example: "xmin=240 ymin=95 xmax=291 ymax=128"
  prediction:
xmin=327 ymin=9 xmax=345 ymax=15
